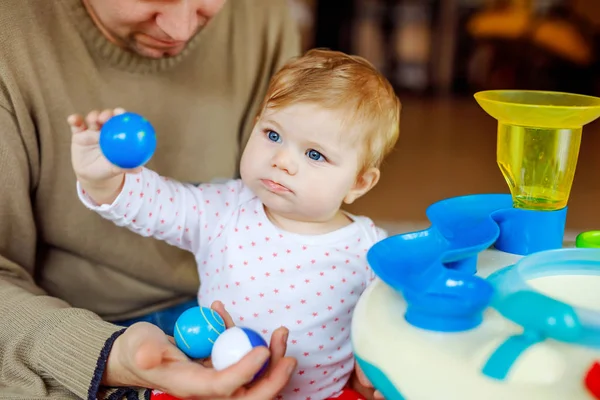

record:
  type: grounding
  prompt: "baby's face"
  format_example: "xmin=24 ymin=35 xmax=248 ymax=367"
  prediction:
xmin=240 ymin=103 xmax=364 ymax=223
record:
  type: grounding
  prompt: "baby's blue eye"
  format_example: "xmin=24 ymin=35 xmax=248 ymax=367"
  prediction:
xmin=267 ymin=131 xmax=281 ymax=142
xmin=306 ymin=149 xmax=325 ymax=162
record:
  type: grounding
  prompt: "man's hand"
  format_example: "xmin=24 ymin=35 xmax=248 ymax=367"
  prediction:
xmin=103 ymin=301 xmax=297 ymax=399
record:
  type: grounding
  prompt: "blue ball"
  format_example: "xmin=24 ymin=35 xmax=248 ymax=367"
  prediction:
xmin=211 ymin=326 xmax=269 ymax=378
xmin=174 ymin=306 xmax=226 ymax=359
xmin=99 ymin=112 xmax=157 ymax=169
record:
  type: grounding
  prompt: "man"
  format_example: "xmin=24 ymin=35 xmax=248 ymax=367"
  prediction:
xmin=0 ymin=1 xmax=380 ymax=398
xmin=0 ymin=1 xmax=299 ymax=399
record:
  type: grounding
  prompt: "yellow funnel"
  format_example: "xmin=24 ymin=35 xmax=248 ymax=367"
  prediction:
xmin=474 ymin=90 xmax=600 ymax=211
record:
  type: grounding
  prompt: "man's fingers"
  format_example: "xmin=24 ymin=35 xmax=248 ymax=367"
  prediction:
xmin=119 ymin=329 xmax=291 ymax=400
xmin=242 ymin=356 xmax=297 ymax=400
xmin=146 ymin=358 xmax=219 ymax=398
xmin=240 ymin=327 xmax=292 ymax=394
xmin=206 ymin=346 xmax=271 ymax=396
xmin=199 ymin=357 xmax=213 ymax=368
xmin=268 ymin=327 xmax=289 ymax=367
xmin=160 ymin=347 xmax=269 ymax=399
xmin=211 ymin=300 xmax=235 ymax=329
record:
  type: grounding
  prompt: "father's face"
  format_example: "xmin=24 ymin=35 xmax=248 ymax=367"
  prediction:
xmin=83 ymin=0 xmax=226 ymax=58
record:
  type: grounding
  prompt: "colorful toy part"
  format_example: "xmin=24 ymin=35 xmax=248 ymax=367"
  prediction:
xmin=99 ymin=112 xmax=157 ymax=169
xmin=174 ymin=306 xmax=226 ymax=359
xmin=488 ymin=249 xmax=600 ymax=347
xmin=150 ymin=390 xmax=181 ymax=400
xmin=365 ymin=193 xmax=566 ymax=333
xmin=586 ymin=362 xmax=600 ymax=399
xmin=211 ymin=326 xmax=269 ymax=378
xmin=577 ymin=231 xmax=600 ymax=249
xmin=352 ymin=90 xmax=600 ymax=400
xmin=474 ymin=90 xmax=600 ymax=211
xmin=352 ymin=255 xmax=600 ymax=400
xmin=484 ymin=249 xmax=600 ymax=383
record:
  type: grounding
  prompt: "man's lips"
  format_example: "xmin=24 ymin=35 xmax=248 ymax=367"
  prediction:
xmin=137 ymin=33 xmax=185 ymax=49
xmin=261 ymin=179 xmax=291 ymax=193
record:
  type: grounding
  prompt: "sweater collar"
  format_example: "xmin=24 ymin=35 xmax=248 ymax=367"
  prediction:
xmin=64 ymin=0 xmax=216 ymax=74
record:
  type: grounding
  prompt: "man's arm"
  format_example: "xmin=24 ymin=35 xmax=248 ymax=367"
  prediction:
xmin=0 ymin=107 xmax=125 ymax=399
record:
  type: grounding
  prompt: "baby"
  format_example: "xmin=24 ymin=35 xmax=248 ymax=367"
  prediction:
xmin=70 ymin=49 xmax=400 ymax=400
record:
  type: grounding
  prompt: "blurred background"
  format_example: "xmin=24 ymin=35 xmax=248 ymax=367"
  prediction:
xmin=287 ymin=0 xmax=600 ymax=235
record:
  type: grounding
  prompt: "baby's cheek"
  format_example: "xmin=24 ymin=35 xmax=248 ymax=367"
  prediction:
xmin=302 ymin=185 xmax=343 ymax=215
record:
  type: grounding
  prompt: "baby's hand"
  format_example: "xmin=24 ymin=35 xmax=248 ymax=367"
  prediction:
xmin=69 ymin=108 xmax=139 ymax=205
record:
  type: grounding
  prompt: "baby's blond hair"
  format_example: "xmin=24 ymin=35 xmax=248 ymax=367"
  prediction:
xmin=258 ymin=48 xmax=401 ymax=172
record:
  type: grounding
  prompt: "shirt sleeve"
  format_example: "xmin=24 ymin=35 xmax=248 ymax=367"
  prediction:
xmin=78 ymin=167 xmax=244 ymax=255
xmin=366 ymin=226 xmax=389 ymax=283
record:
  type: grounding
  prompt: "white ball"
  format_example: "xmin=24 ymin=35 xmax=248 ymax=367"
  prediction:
xmin=211 ymin=326 xmax=268 ymax=371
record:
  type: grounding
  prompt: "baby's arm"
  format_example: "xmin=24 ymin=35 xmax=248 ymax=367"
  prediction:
xmin=78 ymin=168 xmax=240 ymax=254
xmin=69 ymin=108 xmax=240 ymax=254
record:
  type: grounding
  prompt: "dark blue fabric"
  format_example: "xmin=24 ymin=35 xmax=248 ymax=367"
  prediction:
xmin=114 ymin=299 xmax=198 ymax=336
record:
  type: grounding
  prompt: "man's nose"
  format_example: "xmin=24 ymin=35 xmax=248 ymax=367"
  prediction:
xmin=155 ymin=3 xmax=199 ymax=42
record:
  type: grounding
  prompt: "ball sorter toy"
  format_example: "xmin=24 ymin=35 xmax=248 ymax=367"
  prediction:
xmin=351 ymin=90 xmax=600 ymax=400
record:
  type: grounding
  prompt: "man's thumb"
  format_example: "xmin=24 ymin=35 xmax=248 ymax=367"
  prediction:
xmin=135 ymin=339 xmax=169 ymax=370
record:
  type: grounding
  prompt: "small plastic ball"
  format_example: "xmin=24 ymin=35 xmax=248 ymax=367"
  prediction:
xmin=211 ymin=326 xmax=269 ymax=376
xmin=99 ymin=112 xmax=157 ymax=169
xmin=174 ymin=306 xmax=226 ymax=359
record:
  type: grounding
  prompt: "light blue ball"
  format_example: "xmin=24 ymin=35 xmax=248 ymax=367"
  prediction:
xmin=174 ymin=306 xmax=226 ymax=359
xmin=99 ymin=112 xmax=156 ymax=169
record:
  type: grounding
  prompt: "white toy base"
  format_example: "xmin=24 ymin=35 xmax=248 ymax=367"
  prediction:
xmin=352 ymin=247 xmax=600 ymax=400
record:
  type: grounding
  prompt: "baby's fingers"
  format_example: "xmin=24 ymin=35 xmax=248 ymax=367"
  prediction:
xmin=98 ymin=107 xmax=127 ymax=125
xmin=67 ymin=114 xmax=87 ymax=134
xmin=70 ymin=107 xmax=127 ymax=138
xmin=98 ymin=109 xmax=114 ymax=125
xmin=68 ymin=114 xmax=100 ymax=146
xmin=86 ymin=110 xmax=101 ymax=131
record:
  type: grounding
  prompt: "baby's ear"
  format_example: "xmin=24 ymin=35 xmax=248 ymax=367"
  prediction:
xmin=344 ymin=167 xmax=380 ymax=204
